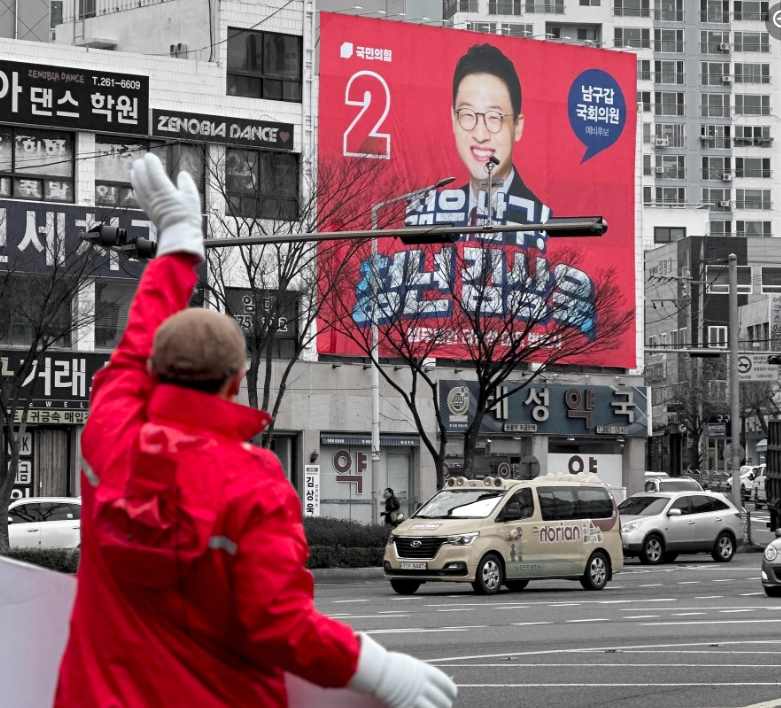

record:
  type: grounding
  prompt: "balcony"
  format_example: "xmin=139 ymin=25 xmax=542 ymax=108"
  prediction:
xmin=736 ymin=199 xmax=772 ymax=210
xmin=654 ymin=104 xmax=685 ymax=117
xmin=701 ymin=106 xmax=731 ymax=118
xmin=638 ymin=70 xmax=652 ymax=80
xmin=654 ymin=167 xmax=686 ymax=179
xmin=488 ymin=0 xmax=523 ymax=14
xmin=701 ymin=169 xmax=730 ymax=180
xmin=524 ymin=2 xmax=565 ymax=12
xmin=653 ymin=8 xmax=684 ymax=20
xmin=63 ymin=0 xmax=166 ymax=21
xmin=613 ymin=6 xmax=651 ymax=16
xmin=733 ymin=9 xmax=770 ymax=20
xmin=654 ymin=40 xmax=683 ymax=52
xmin=700 ymin=10 xmax=729 ymax=22
xmin=700 ymin=136 xmax=731 ymax=149
xmin=655 ymin=72 xmax=684 ymax=84
xmin=735 ymin=169 xmax=772 ymax=178
xmin=459 ymin=0 xmax=480 ymax=10
xmin=615 ymin=38 xmax=651 ymax=49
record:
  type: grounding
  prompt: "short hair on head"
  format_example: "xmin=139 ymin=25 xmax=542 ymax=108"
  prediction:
xmin=452 ymin=44 xmax=522 ymax=116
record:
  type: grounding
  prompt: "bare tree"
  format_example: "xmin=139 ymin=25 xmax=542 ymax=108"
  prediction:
xmin=0 ymin=224 xmax=106 ymax=552
xmin=203 ymin=151 xmax=403 ymax=446
xmin=322 ymin=237 xmax=634 ymax=487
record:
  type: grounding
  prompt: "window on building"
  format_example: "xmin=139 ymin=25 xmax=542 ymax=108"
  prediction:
xmin=702 ymin=155 xmax=731 ymax=180
xmin=700 ymin=0 xmax=729 ymax=21
xmin=638 ymin=60 xmax=651 ymax=81
xmin=656 ymin=60 xmax=684 ymax=84
xmin=655 ymin=123 xmax=685 ymax=147
xmin=94 ymin=280 xmax=138 ymax=350
xmin=707 ymin=326 xmax=729 ymax=347
xmin=734 ymin=94 xmax=771 ymax=116
xmin=702 ymin=188 xmax=731 ymax=210
xmin=643 ymin=186 xmax=653 ymax=205
xmin=736 ymin=189 xmax=772 ymax=210
xmin=700 ymin=61 xmax=730 ymax=85
xmin=614 ymin=0 xmax=650 ymax=16
xmin=643 ymin=123 xmax=652 ymax=144
xmin=0 ymin=128 xmax=74 ymax=203
xmin=500 ymin=23 xmax=534 ymax=36
xmin=524 ymin=0 xmax=565 ymax=12
xmin=489 ymin=0 xmax=523 ymax=13
xmin=655 ymin=186 xmax=686 ymax=205
xmin=643 ymin=154 xmax=653 ymax=176
xmin=710 ymin=220 xmax=732 ymax=236
xmin=50 ymin=1 xmax=63 ymax=28
xmin=615 ymin=27 xmax=650 ymax=48
xmin=734 ymin=0 xmax=769 ymax=19
xmin=655 ymin=91 xmax=685 ymax=116
xmin=460 ymin=0 xmax=479 ymax=10
xmin=95 ymin=140 xmax=204 ymax=208
xmin=700 ymin=124 xmax=731 ymax=148
xmin=467 ymin=21 xmax=497 ymax=31
xmin=740 ymin=221 xmax=772 ymax=238
xmin=656 ymin=154 xmax=686 ymax=179
xmin=706 ymin=266 xmax=753 ymax=295
xmin=735 ymin=157 xmax=771 ymax=178
xmin=655 ymin=0 xmax=684 ymax=20
xmin=734 ymin=125 xmax=772 ymax=147
xmin=734 ymin=31 xmax=770 ymax=52
xmin=78 ymin=0 xmax=95 ymax=19
xmin=0 ymin=275 xmax=73 ymax=347
xmin=701 ymin=93 xmax=730 ymax=117
xmin=580 ymin=0 xmax=601 ymax=5
xmin=225 ymin=149 xmax=300 ymax=220
xmin=654 ymin=226 xmax=686 ymax=243
xmin=761 ymin=266 xmax=781 ymax=292
xmin=734 ymin=63 xmax=770 ymax=83
xmin=700 ymin=30 xmax=730 ymax=54
xmin=638 ymin=91 xmax=652 ymax=112
xmin=443 ymin=0 xmax=458 ymax=18
xmin=226 ymin=28 xmax=303 ymax=102
xmin=654 ymin=29 xmax=683 ymax=52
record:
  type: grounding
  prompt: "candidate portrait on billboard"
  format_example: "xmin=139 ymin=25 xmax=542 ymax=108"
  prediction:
xmin=317 ymin=14 xmax=637 ymax=368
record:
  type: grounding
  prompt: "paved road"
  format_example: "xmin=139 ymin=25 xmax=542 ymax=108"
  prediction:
xmin=314 ymin=552 xmax=781 ymax=708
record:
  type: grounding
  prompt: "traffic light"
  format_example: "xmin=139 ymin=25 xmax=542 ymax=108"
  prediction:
xmin=79 ymin=224 xmax=127 ymax=249
xmin=79 ymin=225 xmax=157 ymax=260
xmin=768 ymin=355 xmax=781 ymax=365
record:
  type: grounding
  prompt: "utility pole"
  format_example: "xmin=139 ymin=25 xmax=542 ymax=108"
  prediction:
xmin=728 ymin=254 xmax=742 ymax=509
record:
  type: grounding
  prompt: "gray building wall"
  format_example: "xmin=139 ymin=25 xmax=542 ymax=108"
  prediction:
xmin=0 ymin=0 xmax=54 ymax=41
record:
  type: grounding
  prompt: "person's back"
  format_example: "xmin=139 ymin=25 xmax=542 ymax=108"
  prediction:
xmin=55 ymin=154 xmax=457 ymax=708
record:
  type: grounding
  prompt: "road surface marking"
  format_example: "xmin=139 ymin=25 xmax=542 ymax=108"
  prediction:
xmin=433 ymin=663 xmax=775 ymax=668
xmin=566 ymin=618 xmax=610 ymax=623
xmin=640 ymin=620 xmax=781 ymax=626
xmin=672 ymin=612 xmax=707 ymax=616
xmin=551 ymin=603 xmax=581 ymax=607
xmin=712 ymin=579 xmax=734 ymax=582
xmin=623 ymin=615 xmax=660 ymax=619
xmin=719 ymin=609 xmax=756 ymax=613
xmin=333 ymin=614 xmax=410 ymax=619
xmin=453 ymin=683 xmax=781 ymax=688
xmin=696 ymin=596 xmax=724 ymax=599
xmin=639 ymin=584 xmax=663 ymax=587
xmin=331 ymin=599 xmax=370 ymax=603
xmin=511 ymin=622 xmax=551 ymax=626
xmin=679 ymin=581 xmax=701 ymax=584
xmin=366 ymin=628 xmax=473 ymax=634
xmin=377 ymin=610 xmax=410 ymax=614
xmin=437 ymin=608 xmax=476 ymax=612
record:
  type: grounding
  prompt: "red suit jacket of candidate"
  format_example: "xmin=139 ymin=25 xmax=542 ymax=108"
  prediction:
xmin=55 ymin=254 xmax=360 ymax=708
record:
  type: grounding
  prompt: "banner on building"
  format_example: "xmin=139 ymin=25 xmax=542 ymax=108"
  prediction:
xmin=439 ymin=381 xmax=650 ymax=437
xmin=303 ymin=465 xmax=320 ymax=517
xmin=0 ymin=60 xmax=149 ymax=135
xmin=316 ymin=14 xmax=637 ymax=367
xmin=152 ymin=109 xmax=294 ymax=150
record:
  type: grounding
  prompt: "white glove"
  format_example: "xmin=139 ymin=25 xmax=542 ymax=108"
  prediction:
xmin=130 ymin=152 xmax=205 ymax=263
xmin=347 ymin=633 xmax=457 ymax=708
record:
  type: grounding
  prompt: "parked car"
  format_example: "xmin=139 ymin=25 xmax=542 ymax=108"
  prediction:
xmin=618 ymin=491 xmax=743 ymax=565
xmin=761 ymin=530 xmax=781 ymax=597
xmin=8 ymin=497 xmax=81 ymax=550
xmin=753 ymin=465 xmax=767 ymax=509
xmin=644 ymin=476 xmax=703 ymax=493
xmin=726 ymin=467 xmax=760 ymax=499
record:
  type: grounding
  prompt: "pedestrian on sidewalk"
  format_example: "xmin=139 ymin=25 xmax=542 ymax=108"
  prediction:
xmin=381 ymin=488 xmax=402 ymax=527
xmin=54 ymin=154 xmax=456 ymax=708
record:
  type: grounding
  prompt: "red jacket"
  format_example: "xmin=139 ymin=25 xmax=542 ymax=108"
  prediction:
xmin=55 ymin=254 xmax=360 ymax=707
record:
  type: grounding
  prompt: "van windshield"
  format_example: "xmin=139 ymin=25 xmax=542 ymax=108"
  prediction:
xmin=414 ymin=490 xmax=506 ymax=519
xmin=618 ymin=496 xmax=669 ymax=516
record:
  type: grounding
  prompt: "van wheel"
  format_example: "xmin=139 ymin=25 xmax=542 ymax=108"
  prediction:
xmin=639 ymin=535 xmax=664 ymax=565
xmin=505 ymin=579 xmax=529 ymax=591
xmin=390 ymin=580 xmax=421 ymax=595
xmin=472 ymin=554 xmax=504 ymax=595
xmin=712 ymin=532 xmax=735 ymax=562
xmin=580 ymin=551 xmax=609 ymax=591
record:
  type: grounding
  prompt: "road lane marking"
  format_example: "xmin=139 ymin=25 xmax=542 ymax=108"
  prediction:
xmin=640 ymin=620 xmax=781 ymax=625
xmin=331 ymin=599 xmax=370 ymax=603
xmin=453 ymin=683 xmax=781 ymax=688
xmin=672 ymin=612 xmax=707 ymax=616
xmin=511 ymin=622 xmax=551 ymax=626
xmin=712 ymin=579 xmax=734 ymax=582
xmin=432 ymin=663 xmax=777 ymax=668
xmin=332 ymin=615 xmax=411 ymax=619
xmin=741 ymin=592 xmax=764 ymax=596
xmin=377 ymin=610 xmax=410 ymax=614
xmin=639 ymin=584 xmax=663 ymax=587
xmin=679 ymin=581 xmax=701 ymax=584
xmin=739 ymin=699 xmax=781 ymax=708
xmin=366 ymin=628 xmax=473 ymax=634
xmin=550 ymin=603 xmax=581 ymax=607
xmin=566 ymin=618 xmax=610 ymax=623
xmin=437 ymin=608 xmax=476 ymax=612
xmin=697 ymin=596 xmax=724 ymax=599
xmin=623 ymin=615 xmax=660 ymax=619
xmin=427 ymin=640 xmax=781 ymax=663
xmin=719 ymin=609 xmax=755 ymax=613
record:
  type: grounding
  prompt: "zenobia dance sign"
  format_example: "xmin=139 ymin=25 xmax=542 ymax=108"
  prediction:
xmin=317 ymin=14 xmax=637 ymax=367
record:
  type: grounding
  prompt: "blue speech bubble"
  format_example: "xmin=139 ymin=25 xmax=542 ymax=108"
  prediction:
xmin=567 ymin=69 xmax=627 ymax=163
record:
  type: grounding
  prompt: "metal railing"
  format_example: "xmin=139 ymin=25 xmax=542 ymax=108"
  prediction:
xmin=459 ymin=0 xmax=480 ymax=11
xmin=613 ymin=6 xmax=651 ymax=16
xmin=701 ymin=106 xmax=731 ymax=118
xmin=63 ymin=0 xmax=166 ymax=22
xmin=700 ymin=136 xmax=731 ymax=148
xmin=736 ymin=199 xmax=772 ymax=210
xmin=488 ymin=0 xmax=523 ymax=14
xmin=701 ymin=168 xmax=731 ymax=180
xmin=616 ymin=38 xmax=651 ymax=48
xmin=655 ymin=71 xmax=685 ymax=84
xmin=653 ymin=8 xmax=684 ymax=20
xmin=735 ymin=169 xmax=772 ymax=178
xmin=654 ymin=40 xmax=684 ymax=52
xmin=523 ymin=2 xmax=565 ymax=12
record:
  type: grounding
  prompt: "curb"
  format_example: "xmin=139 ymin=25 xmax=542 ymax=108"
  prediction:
xmin=739 ymin=543 xmax=767 ymax=553
xmin=311 ymin=567 xmax=384 ymax=583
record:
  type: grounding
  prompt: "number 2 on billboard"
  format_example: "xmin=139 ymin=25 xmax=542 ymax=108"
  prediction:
xmin=343 ymin=71 xmax=391 ymax=159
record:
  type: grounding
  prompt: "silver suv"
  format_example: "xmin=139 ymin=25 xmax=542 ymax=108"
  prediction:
xmin=619 ymin=491 xmax=743 ymax=564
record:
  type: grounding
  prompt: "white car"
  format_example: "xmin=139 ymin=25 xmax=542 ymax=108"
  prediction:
xmin=726 ymin=467 xmax=760 ymax=498
xmin=754 ymin=465 xmax=768 ymax=508
xmin=8 ymin=497 xmax=81 ymax=550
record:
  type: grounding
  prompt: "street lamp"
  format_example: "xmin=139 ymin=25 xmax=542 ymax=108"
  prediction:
xmin=368 ymin=177 xmax=455 ymax=524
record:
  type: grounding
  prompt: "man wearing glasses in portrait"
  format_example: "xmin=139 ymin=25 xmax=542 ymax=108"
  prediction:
xmin=405 ymin=43 xmax=552 ymax=251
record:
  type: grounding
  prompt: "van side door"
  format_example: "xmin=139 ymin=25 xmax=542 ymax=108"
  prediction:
xmin=534 ymin=486 xmax=583 ymax=576
xmin=495 ymin=487 xmax=539 ymax=579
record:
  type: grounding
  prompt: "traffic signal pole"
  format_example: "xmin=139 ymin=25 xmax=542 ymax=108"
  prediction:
xmin=729 ymin=254 xmax=742 ymax=510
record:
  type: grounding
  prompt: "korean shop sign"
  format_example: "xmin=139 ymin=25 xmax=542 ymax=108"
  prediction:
xmin=439 ymin=381 xmax=650 ymax=437
xmin=0 ymin=60 xmax=149 ymax=135
xmin=152 ymin=109 xmax=294 ymax=150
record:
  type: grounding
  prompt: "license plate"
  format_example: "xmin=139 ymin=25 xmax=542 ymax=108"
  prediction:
xmin=400 ymin=562 xmax=427 ymax=570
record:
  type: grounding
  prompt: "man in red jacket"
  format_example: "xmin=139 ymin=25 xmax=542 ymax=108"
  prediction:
xmin=55 ymin=154 xmax=457 ymax=708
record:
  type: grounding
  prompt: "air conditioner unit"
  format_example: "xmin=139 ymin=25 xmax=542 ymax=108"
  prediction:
xmin=656 ymin=166 xmax=665 ymax=173
xmin=719 ymin=200 xmax=731 ymax=208
xmin=655 ymin=137 xmax=669 ymax=147
xmin=722 ymin=172 xmax=733 ymax=181
xmin=722 ymin=75 xmax=732 ymax=83
xmin=719 ymin=42 xmax=730 ymax=51
xmin=169 ymin=42 xmax=188 ymax=57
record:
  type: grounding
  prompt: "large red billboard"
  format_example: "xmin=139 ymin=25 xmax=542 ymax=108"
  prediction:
xmin=317 ymin=13 xmax=637 ymax=367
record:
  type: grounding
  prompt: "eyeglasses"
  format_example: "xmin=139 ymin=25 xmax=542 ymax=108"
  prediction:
xmin=455 ymin=108 xmax=513 ymax=134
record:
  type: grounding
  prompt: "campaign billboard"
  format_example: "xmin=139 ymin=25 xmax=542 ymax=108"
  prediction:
xmin=317 ymin=14 xmax=637 ymax=367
